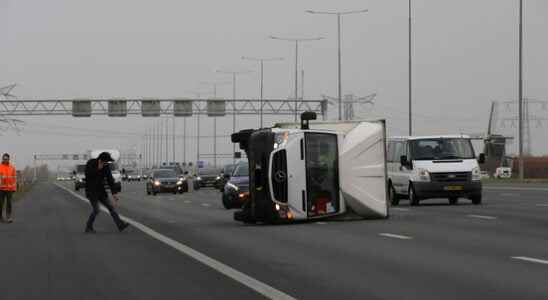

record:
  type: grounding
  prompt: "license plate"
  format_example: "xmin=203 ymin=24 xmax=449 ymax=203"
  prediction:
xmin=444 ymin=185 xmax=463 ymax=191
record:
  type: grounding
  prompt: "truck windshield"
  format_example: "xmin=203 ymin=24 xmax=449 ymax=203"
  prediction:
xmin=410 ymin=138 xmax=475 ymax=160
xmin=305 ymin=133 xmax=340 ymax=217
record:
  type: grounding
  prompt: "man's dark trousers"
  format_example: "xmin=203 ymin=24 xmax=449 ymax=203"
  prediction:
xmin=86 ymin=195 xmax=123 ymax=230
xmin=0 ymin=190 xmax=13 ymax=218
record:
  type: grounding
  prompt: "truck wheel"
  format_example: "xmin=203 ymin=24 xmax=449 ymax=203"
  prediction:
xmin=409 ymin=184 xmax=419 ymax=206
xmin=471 ymin=195 xmax=482 ymax=205
xmin=389 ymin=183 xmax=400 ymax=206
xmin=449 ymin=197 xmax=458 ymax=205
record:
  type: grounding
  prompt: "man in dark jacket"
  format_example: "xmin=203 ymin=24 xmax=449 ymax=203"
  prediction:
xmin=84 ymin=152 xmax=129 ymax=233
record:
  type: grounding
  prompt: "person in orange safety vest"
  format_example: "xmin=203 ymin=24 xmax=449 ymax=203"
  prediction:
xmin=0 ymin=153 xmax=17 ymax=223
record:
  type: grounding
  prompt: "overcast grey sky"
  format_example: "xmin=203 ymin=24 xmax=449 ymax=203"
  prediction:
xmin=1 ymin=0 xmax=547 ymax=169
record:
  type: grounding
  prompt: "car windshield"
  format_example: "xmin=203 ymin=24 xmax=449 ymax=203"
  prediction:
xmin=198 ymin=168 xmax=219 ymax=175
xmin=153 ymin=170 xmax=177 ymax=178
xmin=410 ymin=138 xmax=475 ymax=160
xmin=232 ymin=163 xmax=249 ymax=177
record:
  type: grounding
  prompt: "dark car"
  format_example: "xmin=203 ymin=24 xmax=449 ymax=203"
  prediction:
xmin=195 ymin=167 xmax=221 ymax=188
xmin=215 ymin=164 xmax=237 ymax=191
xmin=146 ymin=169 xmax=184 ymax=195
xmin=222 ymin=162 xmax=249 ymax=209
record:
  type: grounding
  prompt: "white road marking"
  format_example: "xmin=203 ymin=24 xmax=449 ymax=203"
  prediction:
xmin=467 ymin=214 xmax=497 ymax=220
xmin=184 ymin=200 xmax=192 ymax=204
xmin=55 ymin=183 xmax=296 ymax=300
xmin=511 ymin=256 xmax=548 ymax=265
xmin=391 ymin=208 xmax=410 ymax=212
xmin=315 ymin=222 xmax=328 ymax=225
xmin=379 ymin=233 xmax=413 ymax=240
xmin=201 ymin=203 xmax=211 ymax=207
xmin=535 ymin=204 xmax=548 ymax=207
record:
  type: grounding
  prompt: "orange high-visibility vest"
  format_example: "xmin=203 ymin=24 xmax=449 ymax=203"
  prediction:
xmin=0 ymin=163 xmax=17 ymax=191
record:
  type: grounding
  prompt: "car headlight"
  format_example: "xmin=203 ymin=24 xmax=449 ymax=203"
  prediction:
xmin=196 ymin=176 xmax=202 ymax=181
xmin=472 ymin=167 xmax=481 ymax=181
xmin=226 ymin=182 xmax=239 ymax=191
xmin=216 ymin=176 xmax=221 ymax=180
xmin=417 ymin=168 xmax=431 ymax=182
xmin=273 ymin=131 xmax=289 ymax=149
xmin=177 ymin=180 xmax=183 ymax=185
xmin=154 ymin=180 xmax=161 ymax=186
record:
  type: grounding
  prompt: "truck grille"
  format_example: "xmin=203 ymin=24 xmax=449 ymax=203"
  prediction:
xmin=271 ymin=150 xmax=288 ymax=203
xmin=430 ymin=172 xmax=470 ymax=182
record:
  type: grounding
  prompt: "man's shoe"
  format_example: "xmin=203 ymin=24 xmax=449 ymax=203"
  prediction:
xmin=85 ymin=227 xmax=96 ymax=233
xmin=5 ymin=218 xmax=13 ymax=224
xmin=118 ymin=222 xmax=129 ymax=232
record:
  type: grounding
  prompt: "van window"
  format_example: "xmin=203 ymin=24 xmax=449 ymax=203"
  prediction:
xmin=409 ymin=138 xmax=475 ymax=160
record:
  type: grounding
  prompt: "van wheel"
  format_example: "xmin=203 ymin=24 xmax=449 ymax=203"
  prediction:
xmin=471 ymin=195 xmax=482 ymax=205
xmin=389 ymin=183 xmax=400 ymax=206
xmin=449 ymin=197 xmax=458 ymax=205
xmin=409 ymin=185 xmax=419 ymax=206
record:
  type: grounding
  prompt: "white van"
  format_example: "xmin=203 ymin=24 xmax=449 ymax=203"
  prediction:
xmin=387 ymin=135 xmax=485 ymax=206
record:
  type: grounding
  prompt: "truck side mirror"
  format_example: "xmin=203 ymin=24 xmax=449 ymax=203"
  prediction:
xmin=478 ymin=153 xmax=486 ymax=164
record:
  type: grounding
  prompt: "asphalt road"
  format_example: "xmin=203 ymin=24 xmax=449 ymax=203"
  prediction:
xmin=2 ymin=181 xmax=548 ymax=300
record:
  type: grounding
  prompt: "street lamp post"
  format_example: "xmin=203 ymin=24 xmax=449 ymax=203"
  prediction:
xmin=269 ymin=35 xmax=323 ymax=122
xmin=518 ymin=0 xmax=524 ymax=180
xmin=306 ymin=8 xmax=368 ymax=121
xmin=200 ymin=81 xmax=230 ymax=168
xmin=408 ymin=0 xmax=413 ymax=136
xmin=216 ymin=70 xmax=252 ymax=164
xmin=242 ymin=56 xmax=284 ymax=127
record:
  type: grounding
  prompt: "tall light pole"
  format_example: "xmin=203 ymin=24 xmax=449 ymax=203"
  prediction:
xmin=408 ymin=0 xmax=413 ymax=136
xmin=269 ymin=35 xmax=324 ymax=121
xmin=518 ymin=0 xmax=524 ymax=180
xmin=242 ymin=56 xmax=284 ymax=127
xmin=305 ymin=9 xmax=368 ymax=121
xmin=216 ymin=70 xmax=253 ymax=163
xmin=187 ymin=90 xmax=207 ymax=168
xmin=201 ymin=81 xmax=230 ymax=168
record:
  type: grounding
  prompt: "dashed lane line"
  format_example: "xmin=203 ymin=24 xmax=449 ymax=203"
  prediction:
xmin=511 ymin=256 xmax=548 ymax=266
xmin=55 ymin=183 xmax=296 ymax=300
xmin=379 ymin=233 xmax=413 ymax=240
xmin=467 ymin=214 xmax=498 ymax=220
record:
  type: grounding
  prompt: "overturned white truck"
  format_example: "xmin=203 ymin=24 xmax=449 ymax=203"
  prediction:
xmin=231 ymin=112 xmax=389 ymax=224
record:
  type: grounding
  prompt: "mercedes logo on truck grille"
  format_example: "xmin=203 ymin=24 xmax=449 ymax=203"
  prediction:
xmin=274 ymin=170 xmax=287 ymax=183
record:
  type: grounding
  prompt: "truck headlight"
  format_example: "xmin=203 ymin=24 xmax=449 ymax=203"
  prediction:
xmin=154 ymin=180 xmax=161 ymax=186
xmin=417 ymin=168 xmax=430 ymax=182
xmin=472 ymin=167 xmax=481 ymax=181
